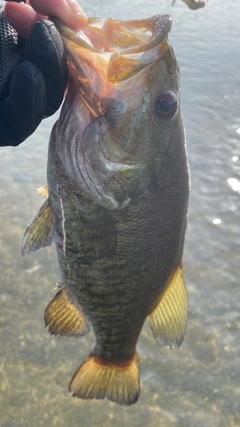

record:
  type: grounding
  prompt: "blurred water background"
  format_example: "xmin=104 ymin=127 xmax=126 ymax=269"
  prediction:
xmin=0 ymin=0 xmax=240 ymax=426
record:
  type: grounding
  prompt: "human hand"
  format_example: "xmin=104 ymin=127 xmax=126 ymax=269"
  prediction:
xmin=5 ymin=0 xmax=87 ymax=38
xmin=0 ymin=0 xmax=87 ymax=147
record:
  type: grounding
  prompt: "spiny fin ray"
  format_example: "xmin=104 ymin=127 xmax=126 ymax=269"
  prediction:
xmin=148 ymin=265 xmax=188 ymax=349
xmin=69 ymin=351 xmax=139 ymax=406
xmin=44 ymin=286 xmax=89 ymax=337
xmin=21 ymin=198 xmax=55 ymax=257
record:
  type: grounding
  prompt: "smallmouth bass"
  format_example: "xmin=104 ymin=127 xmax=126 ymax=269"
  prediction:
xmin=22 ymin=13 xmax=190 ymax=405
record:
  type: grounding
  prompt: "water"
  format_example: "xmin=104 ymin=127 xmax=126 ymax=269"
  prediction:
xmin=0 ymin=0 xmax=240 ymax=425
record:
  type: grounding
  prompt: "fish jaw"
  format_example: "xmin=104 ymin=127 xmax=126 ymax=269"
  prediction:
xmin=54 ymin=16 xmax=171 ymax=78
xmin=52 ymin=15 xmax=171 ymax=117
xmin=53 ymin=14 xmax=181 ymax=210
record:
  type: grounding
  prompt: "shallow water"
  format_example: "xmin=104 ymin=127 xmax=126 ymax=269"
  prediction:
xmin=0 ymin=0 xmax=240 ymax=426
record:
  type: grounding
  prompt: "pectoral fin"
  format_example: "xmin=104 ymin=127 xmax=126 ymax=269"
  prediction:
xmin=44 ymin=286 xmax=89 ymax=337
xmin=148 ymin=265 xmax=188 ymax=349
xmin=21 ymin=198 xmax=55 ymax=257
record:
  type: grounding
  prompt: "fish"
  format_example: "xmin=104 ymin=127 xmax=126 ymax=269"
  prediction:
xmin=172 ymin=0 xmax=207 ymax=9
xmin=21 ymin=13 xmax=190 ymax=406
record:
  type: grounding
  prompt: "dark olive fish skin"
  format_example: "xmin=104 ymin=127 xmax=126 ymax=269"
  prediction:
xmin=48 ymin=107 xmax=188 ymax=363
xmin=22 ymin=15 xmax=189 ymax=405
xmin=47 ymin=44 xmax=188 ymax=358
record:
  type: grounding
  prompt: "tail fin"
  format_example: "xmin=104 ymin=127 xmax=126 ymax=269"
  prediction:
xmin=69 ymin=351 xmax=139 ymax=406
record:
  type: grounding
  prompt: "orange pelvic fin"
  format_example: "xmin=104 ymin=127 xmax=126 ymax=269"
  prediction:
xmin=69 ymin=351 xmax=139 ymax=406
xmin=148 ymin=264 xmax=188 ymax=349
xmin=44 ymin=286 xmax=89 ymax=337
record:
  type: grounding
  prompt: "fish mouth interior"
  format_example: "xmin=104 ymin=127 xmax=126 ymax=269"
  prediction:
xmin=52 ymin=14 xmax=171 ymax=85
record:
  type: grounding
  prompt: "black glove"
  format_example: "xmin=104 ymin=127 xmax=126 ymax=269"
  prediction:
xmin=0 ymin=7 xmax=68 ymax=147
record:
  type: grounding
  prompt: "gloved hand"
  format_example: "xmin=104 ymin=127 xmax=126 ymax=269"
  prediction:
xmin=0 ymin=7 xmax=68 ymax=147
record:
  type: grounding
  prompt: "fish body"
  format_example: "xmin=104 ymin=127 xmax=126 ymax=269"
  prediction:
xmin=22 ymin=14 xmax=190 ymax=405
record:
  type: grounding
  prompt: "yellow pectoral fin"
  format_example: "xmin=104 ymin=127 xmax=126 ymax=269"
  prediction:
xmin=148 ymin=265 xmax=188 ymax=349
xmin=69 ymin=351 xmax=139 ymax=406
xmin=44 ymin=286 xmax=90 ymax=337
xmin=21 ymin=198 xmax=55 ymax=257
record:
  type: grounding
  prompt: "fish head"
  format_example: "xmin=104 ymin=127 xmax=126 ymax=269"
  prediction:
xmin=53 ymin=14 xmax=183 ymax=210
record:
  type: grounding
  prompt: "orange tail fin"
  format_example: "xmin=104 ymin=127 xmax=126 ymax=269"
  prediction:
xmin=69 ymin=351 xmax=139 ymax=406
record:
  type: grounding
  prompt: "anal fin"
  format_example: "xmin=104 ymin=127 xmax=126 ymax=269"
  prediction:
xmin=148 ymin=265 xmax=188 ymax=349
xmin=69 ymin=351 xmax=139 ymax=406
xmin=44 ymin=286 xmax=89 ymax=337
xmin=21 ymin=198 xmax=55 ymax=257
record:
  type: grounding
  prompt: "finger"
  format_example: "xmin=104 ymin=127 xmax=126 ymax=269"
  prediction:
xmin=5 ymin=0 xmax=87 ymax=38
xmin=4 ymin=2 xmax=47 ymax=38
xmin=30 ymin=0 xmax=87 ymax=30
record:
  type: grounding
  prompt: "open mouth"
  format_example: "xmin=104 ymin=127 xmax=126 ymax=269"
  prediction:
xmin=53 ymin=14 xmax=174 ymax=210
xmin=51 ymin=14 xmax=172 ymax=121
xmin=52 ymin=14 xmax=171 ymax=83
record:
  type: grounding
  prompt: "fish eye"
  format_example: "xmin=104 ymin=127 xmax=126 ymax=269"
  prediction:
xmin=154 ymin=91 xmax=178 ymax=119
